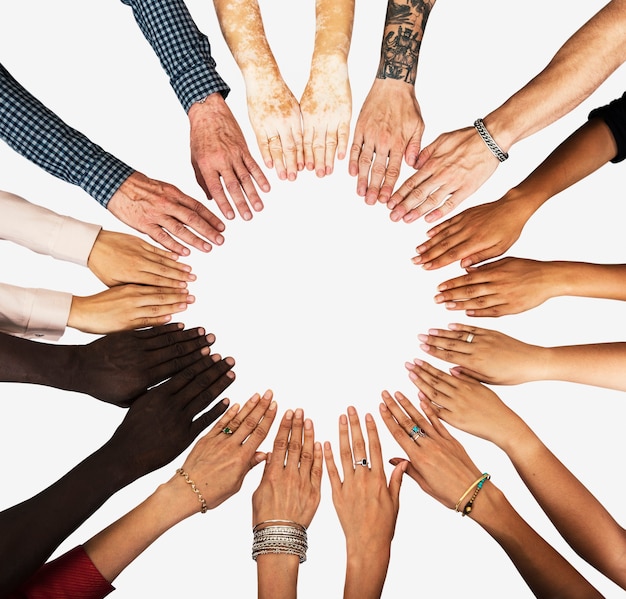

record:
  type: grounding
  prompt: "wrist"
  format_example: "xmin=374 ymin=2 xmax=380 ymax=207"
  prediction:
xmin=67 ymin=296 xmax=87 ymax=332
xmin=153 ymin=476 xmax=201 ymax=523
xmin=498 ymin=186 xmax=547 ymax=224
xmin=481 ymin=113 xmax=514 ymax=154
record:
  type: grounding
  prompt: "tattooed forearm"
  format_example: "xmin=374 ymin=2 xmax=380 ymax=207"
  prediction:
xmin=376 ymin=0 xmax=436 ymax=84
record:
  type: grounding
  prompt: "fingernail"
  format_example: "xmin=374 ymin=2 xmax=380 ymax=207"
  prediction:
xmin=250 ymin=393 xmax=260 ymax=403
xmin=445 ymin=302 xmax=457 ymax=309
xmin=408 ymin=371 xmax=418 ymax=381
xmin=262 ymin=390 xmax=273 ymax=400
xmin=304 ymin=419 xmax=313 ymax=430
xmin=434 ymin=294 xmax=444 ymax=303
xmin=243 ymin=212 xmax=252 ymax=221
xmin=226 ymin=371 xmax=235 ymax=379
xmin=438 ymin=283 xmax=448 ymax=291
xmin=225 ymin=356 xmax=235 ymax=366
xmin=417 ymin=334 xmax=428 ymax=342
xmin=216 ymin=235 xmax=225 ymax=245
xmin=420 ymin=344 xmax=431 ymax=352
xmin=412 ymin=256 xmax=422 ymax=265
xmin=295 ymin=408 xmax=303 ymax=419
xmin=404 ymin=361 xmax=414 ymax=370
xmin=422 ymin=262 xmax=432 ymax=270
xmin=285 ymin=409 xmax=294 ymax=420
xmin=227 ymin=211 xmax=235 ymax=220
xmin=205 ymin=333 xmax=215 ymax=344
xmin=428 ymin=329 xmax=439 ymax=335
xmin=269 ymin=400 xmax=277 ymax=411
xmin=339 ymin=414 xmax=347 ymax=424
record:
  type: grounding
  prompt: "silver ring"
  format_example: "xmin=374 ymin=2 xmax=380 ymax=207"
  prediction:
xmin=354 ymin=458 xmax=369 ymax=467
xmin=410 ymin=425 xmax=426 ymax=441
xmin=466 ymin=333 xmax=475 ymax=344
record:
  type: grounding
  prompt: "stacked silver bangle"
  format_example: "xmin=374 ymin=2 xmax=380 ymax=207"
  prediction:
xmin=473 ymin=118 xmax=509 ymax=162
xmin=252 ymin=521 xmax=308 ymax=564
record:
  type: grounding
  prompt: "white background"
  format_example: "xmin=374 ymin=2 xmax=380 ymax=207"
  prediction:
xmin=1 ymin=1 xmax=625 ymax=597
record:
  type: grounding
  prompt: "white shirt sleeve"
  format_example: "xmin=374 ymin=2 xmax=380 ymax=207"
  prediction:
xmin=0 ymin=283 xmax=72 ymax=340
xmin=0 ymin=190 xmax=102 ymax=266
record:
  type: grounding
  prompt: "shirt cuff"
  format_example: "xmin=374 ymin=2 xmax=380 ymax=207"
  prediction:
xmin=50 ymin=217 xmax=102 ymax=266
xmin=173 ymin=63 xmax=230 ymax=112
xmin=78 ymin=153 xmax=135 ymax=207
xmin=11 ymin=546 xmax=115 ymax=599
xmin=588 ymin=91 xmax=626 ymax=163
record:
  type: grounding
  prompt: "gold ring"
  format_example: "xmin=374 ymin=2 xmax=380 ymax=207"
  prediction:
xmin=267 ymin=135 xmax=279 ymax=143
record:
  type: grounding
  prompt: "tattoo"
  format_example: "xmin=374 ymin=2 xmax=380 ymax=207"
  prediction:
xmin=376 ymin=0 xmax=435 ymax=84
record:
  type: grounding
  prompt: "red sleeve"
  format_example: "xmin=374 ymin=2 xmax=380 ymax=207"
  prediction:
xmin=9 ymin=546 xmax=115 ymax=599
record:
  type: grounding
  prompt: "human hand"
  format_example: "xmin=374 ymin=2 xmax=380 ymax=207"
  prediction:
xmin=246 ymin=76 xmax=304 ymax=182
xmin=414 ymin=324 xmax=548 ymax=385
xmin=87 ymin=230 xmax=195 ymax=288
xmin=387 ymin=125 xmax=500 ymax=224
xmin=252 ymin=408 xmax=322 ymax=529
xmin=413 ymin=198 xmax=528 ymax=270
xmin=435 ymin=257 xmax=554 ymax=317
xmin=71 ymin=324 xmax=219 ymax=406
xmin=174 ymin=390 xmax=278 ymax=513
xmin=349 ymin=79 xmax=423 ymax=205
xmin=403 ymin=360 xmax=522 ymax=446
xmin=300 ymin=59 xmax=351 ymax=177
xmin=189 ymin=93 xmax=270 ymax=221
xmin=67 ymin=285 xmax=194 ymax=334
xmin=379 ymin=390 xmax=483 ymax=510
xmin=107 ymin=171 xmax=225 ymax=256
xmin=324 ymin=407 xmax=404 ymax=558
xmin=107 ymin=353 xmax=235 ymax=478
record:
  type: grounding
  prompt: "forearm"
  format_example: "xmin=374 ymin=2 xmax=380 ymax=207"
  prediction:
xmin=470 ymin=483 xmax=604 ymax=598
xmin=0 ymin=442 xmax=137 ymax=595
xmin=257 ymin=554 xmax=299 ymax=599
xmin=484 ymin=0 xmax=626 ymax=151
xmin=501 ymin=426 xmax=626 ymax=587
xmin=213 ymin=0 xmax=280 ymax=83
xmin=497 ymin=117 xmax=618 ymax=222
xmin=542 ymin=342 xmax=626 ymax=391
xmin=310 ymin=0 xmax=355 ymax=70
xmin=541 ymin=261 xmax=626 ymax=301
xmin=83 ymin=475 xmax=197 ymax=582
xmin=343 ymin=546 xmax=390 ymax=599
xmin=376 ymin=0 xmax=436 ymax=85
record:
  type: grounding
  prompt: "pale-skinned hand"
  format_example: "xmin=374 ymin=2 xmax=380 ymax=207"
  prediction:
xmin=349 ymin=79 xmax=423 ymax=206
xmin=189 ymin=92 xmax=270 ymax=221
xmin=414 ymin=324 xmax=548 ymax=385
xmin=379 ymin=390 xmax=483 ymax=510
xmin=107 ymin=171 xmax=225 ymax=256
xmin=87 ymin=230 xmax=194 ymax=288
xmin=324 ymin=407 xmax=404 ymax=554
xmin=413 ymin=198 xmax=527 ymax=270
xmin=300 ymin=59 xmax=352 ymax=178
xmin=67 ymin=285 xmax=194 ymax=334
xmin=402 ymin=360 xmax=524 ymax=448
xmin=252 ymin=408 xmax=322 ymax=529
xmin=388 ymin=126 xmax=499 ymax=224
xmin=246 ymin=76 xmax=304 ymax=182
xmin=174 ymin=391 xmax=278 ymax=514
xmin=435 ymin=257 xmax=554 ymax=317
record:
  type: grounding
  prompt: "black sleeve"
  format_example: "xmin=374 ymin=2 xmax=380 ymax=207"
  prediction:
xmin=588 ymin=91 xmax=626 ymax=163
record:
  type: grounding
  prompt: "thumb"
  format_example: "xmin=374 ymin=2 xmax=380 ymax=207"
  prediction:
xmin=389 ymin=460 xmax=407 ymax=507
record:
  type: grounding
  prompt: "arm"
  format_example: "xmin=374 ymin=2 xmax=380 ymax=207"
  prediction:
xmin=378 ymin=390 xmax=604 ymax=598
xmin=253 ymin=409 xmax=323 ymax=599
xmin=408 ymin=361 xmax=626 ymax=589
xmin=349 ymin=0 xmax=436 ymax=205
xmin=299 ymin=0 xmax=355 ymax=177
xmin=120 ymin=0 xmax=270 ymax=220
xmin=389 ymin=0 xmax=626 ymax=224
xmin=212 ymin=0 xmax=302 ymax=182
xmin=413 ymin=117 xmax=618 ymax=269
xmin=433 ymin=257 xmax=626 ymax=318
xmin=0 ymin=353 xmax=235 ymax=595
xmin=324 ymin=407 xmax=404 ymax=599
xmin=0 ymin=63 xmax=226 ymax=256
xmin=415 ymin=324 xmax=626 ymax=391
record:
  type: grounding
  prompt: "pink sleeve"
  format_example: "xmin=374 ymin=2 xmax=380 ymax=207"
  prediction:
xmin=0 ymin=283 xmax=71 ymax=340
xmin=0 ymin=190 xmax=101 ymax=266
xmin=9 ymin=546 xmax=115 ymax=599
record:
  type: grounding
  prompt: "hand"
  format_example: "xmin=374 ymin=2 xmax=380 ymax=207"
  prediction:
xmin=252 ymin=408 xmax=322 ymax=529
xmin=107 ymin=171 xmax=225 ymax=256
xmin=413 ymin=198 xmax=527 ymax=270
xmin=176 ymin=390 xmax=278 ymax=512
xmin=414 ymin=324 xmax=548 ymax=385
xmin=87 ymin=230 xmax=195 ymax=288
xmin=189 ymin=93 xmax=270 ymax=221
xmin=300 ymin=59 xmax=351 ymax=178
xmin=70 ymin=324 xmax=218 ymax=406
xmin=435 ymin=257 xmax=554 ymax=317
xmin=403 ymin=359 xmax=522 ymax=447
xmin=246 ymin=77 xmax=304 ymax=182
xmin=387 ymin=125 xmax=500 ymax=224
xmin=324 ymin=407 xmax=404 ymax=561
xmin=349 ymin=79 xmax=423 ymax=205
xmin=379 ymin=390 xmax=483 ymax=510
xmin=108 ymin=353 xmax=236 ymax=478
xmin=67 ymin=285 xmax=194 ymax=334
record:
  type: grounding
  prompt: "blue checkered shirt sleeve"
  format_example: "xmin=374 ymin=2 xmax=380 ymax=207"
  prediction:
xmin=121 ymin=0 xmax=230 ymax=112
xmin=0 ymin=63 xmax=135 ymax=207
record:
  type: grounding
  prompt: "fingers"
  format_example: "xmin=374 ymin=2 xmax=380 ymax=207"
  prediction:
xmin=346 ymin=406 xmax=368 ymax=472
xmin=299 ymin=417 xmax=316 ymax=478
xmin=414 ymin=326 xmax=478 ymax=365
xmin=338 ymin=412 xmax=354 ymax=476
xmin=264 ymin=126 xmax=303 ymax=182
xmin=285 ymin=408 xmax=304 ymax=471
xmin=405 ymin=360 xmax=456 ymax=412
xmin=364 ymin=412 xmax=384 ymax=475
xmin=229 ymin=390 xmax=278 ymax=449
xmin=270 ymin=409 xmax=295 ymax=468
xmin=323 ymin=440 xmax=342 ymax=490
